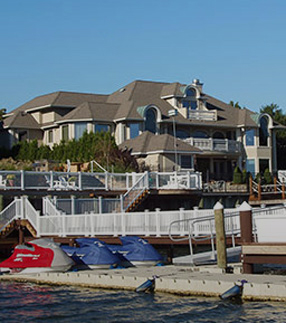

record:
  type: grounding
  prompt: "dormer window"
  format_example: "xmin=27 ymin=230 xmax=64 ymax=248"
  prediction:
xmin=182 ymin=86 xmax=198 ymax=111
xmin=145 ymin=108 xmax=157 ymax=134
xmin=259 ymin=116 xmax=269 ymax=146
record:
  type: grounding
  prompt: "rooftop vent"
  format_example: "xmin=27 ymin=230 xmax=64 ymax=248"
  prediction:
xmin=119 ymin=88 xmax=126 ymax=93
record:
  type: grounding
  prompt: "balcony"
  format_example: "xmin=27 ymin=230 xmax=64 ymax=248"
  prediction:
xmin=188 ymin=110 xmax=217 ymax=121
xmin=184 ymin=138 xmax=241 ymax=153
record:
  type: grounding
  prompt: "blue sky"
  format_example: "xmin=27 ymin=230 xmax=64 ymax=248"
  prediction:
xmin=1 ymin=0 xmax=286 ymax=112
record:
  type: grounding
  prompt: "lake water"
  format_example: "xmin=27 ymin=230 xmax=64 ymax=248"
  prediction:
xmin=1 ymin=281 xmax=286 ymax=323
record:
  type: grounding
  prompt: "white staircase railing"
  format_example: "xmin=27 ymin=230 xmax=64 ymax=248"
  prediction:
xmin=122 ymin=172 xmax=149 ymax=211
xmin=43 ymin=197 xmax=64 ymax=216
xmin=0 ymin=198 xmax=22 ymax=230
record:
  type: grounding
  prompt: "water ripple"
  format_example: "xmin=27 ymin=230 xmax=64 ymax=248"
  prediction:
xmin=0 ymin=282 xmax=286 ymax=323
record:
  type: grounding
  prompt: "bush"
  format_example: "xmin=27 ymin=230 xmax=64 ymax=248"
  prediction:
xmin=233 ymin=166 xmax=242 ymax=184
xmin=263 ymin=168 xmax=273 ymax=184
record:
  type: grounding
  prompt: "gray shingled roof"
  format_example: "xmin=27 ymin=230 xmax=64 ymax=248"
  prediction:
xmin=119 ymin=131 xmax=201 ymax=155
xmin=56 ymin=101 xmax=120 ymax=123
xmin=5 ymin=80 xmax=261 ymax=130
xmin=4 ymin=112 xmax=41 ymax=129
xmin=107 ymin=80 xmax=258 ymax=128
xmin=9 ymin=91 xmax=108 ymax=115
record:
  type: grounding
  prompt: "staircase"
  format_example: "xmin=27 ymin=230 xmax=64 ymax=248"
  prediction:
xmin=0 ymin=197 xmax=39 ymax=238
xmin=124 ymin=188 xmax=149 ymax=212
xmin=122 ymin=172 xmax=149 ymax=212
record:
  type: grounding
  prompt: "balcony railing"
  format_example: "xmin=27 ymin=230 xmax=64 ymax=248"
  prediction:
xmin=189 ymin=110 xmax=217 ymax=121
xmin=184 ymin=138 xmax=241 ymax=153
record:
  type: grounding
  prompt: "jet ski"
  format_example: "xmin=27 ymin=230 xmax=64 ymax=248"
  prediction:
xmin=0 ymin=238 xmax=74 ymax=274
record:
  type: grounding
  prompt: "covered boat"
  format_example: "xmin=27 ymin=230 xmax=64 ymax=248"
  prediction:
xmin=61 ymin=239 xmax=122 ymax=269
xmin=108 ymin=236 xmax=163 ymax=267
xmin=0 ymin=238 xmax=74 ymax=274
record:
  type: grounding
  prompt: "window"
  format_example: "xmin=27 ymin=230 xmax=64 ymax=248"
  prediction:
xmin=259 ymin=159 xmax=269 ymax=173
xmin=95 ymin=124 xmax=109 ymax=133
xmin=259 ymin=116 xmax=269 ymax=146
xmin=176 ymin=129 xmax=189 ymax=139
xmin=246 ymin=129 xmax=255 ymax=146
xmin=145 ymin=108 xmax=157 ymax=133
xmin=130 ymin=123 xmax=140 ymax=139
xmin=48 ymin=130 xmax=53 ymax=143
xmin=213 ymin=132 xmax=225 ymax=139
xmin=246 ymin=159 xmax=255 ymax=176
xmin=192 ymin=131 xmax=209 ymax=138
xmin=75 ymin=122 xmax=87 ymax=140
xmin=180 ymin=155 xmax=193 ymax=169
xmin=183 ymin=87 xmax=197 ymax=110
xmin=62 ymin=125 xmax=69 ymax=141
xmin=186 ymin=88 xmax=196 ymax=97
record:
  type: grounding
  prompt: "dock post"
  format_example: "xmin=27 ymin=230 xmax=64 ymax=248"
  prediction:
xmin=0 ymin=195 xmax=3 ymax=212
xmin=239 ymin=201 xmax=253 ymax=274
xmin=214 ymin=202 xmax=227 ymax=270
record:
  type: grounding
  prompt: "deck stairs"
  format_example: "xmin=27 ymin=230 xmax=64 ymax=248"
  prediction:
xmin=0 ymin=197 xmax=39 ymax=238
xmin=122 ymin=172 xmax=149 ymax=212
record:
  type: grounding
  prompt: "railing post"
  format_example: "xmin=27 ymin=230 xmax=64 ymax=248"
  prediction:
xmin=105 ymin=172 xmax=109 ymax=191
xmin=258 ymin=180 xmax=262 ymax=201
xmin=21 ymin=170 xmax=25 ymax=190
xmin=187 ymin=171 xmax=191 ymax=189
xmin=36 ymin=211 xmax=40 ymax=237
xmin=214 ymin=202 xmax=227 ymax=270
xmin=239 ymin=201 xmax=253 ymax=274
xmin=179 ymin=208 xmax=184 ymax=236
xmin=274 ymin=176 xmax=277 ymax=192
xmin=144 ymin=209 xmax=150 ymax=236
xmin=90 ymin=214 xmax=95 ymax=237
xmin=155 ymin=208 xmax=161 ymax=237
xmin=71 ymin=195 xmax=75 ymax=215
xmin=156 ymin=172 xmax=159 ymax=189
xmin=61 ymin=214 xmax=66 ymax=237
xmin=50 ymin=171 xmax=54 ymax=190
xmin=282 ymin=182 xmax=285 ymax=200
xmin=98 ymin=196 xmax=102 ymax=214
xmin=121 ymin=211 xmax=126 ymax=236
xmin=120 ymin=194 xmax=124 ymax=212
xmin=20 ymin=196 xmax=26 ymax=219
xmin=78 ymin=171 xmax=82 ymax=190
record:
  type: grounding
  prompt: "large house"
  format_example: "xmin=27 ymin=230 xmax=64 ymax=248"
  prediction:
xmin=0 ymin=79 xmax=281 ymax=180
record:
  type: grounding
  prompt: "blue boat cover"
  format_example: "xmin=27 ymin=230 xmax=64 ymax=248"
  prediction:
xmin=61 ymin=241 xmax=120 ymax=266
xmin=110 ymin=236 xmax=162 ymax=262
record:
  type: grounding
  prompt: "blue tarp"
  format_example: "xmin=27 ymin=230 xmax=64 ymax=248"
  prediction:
xmin=61 ymin=240 xmax=121 ymax=266
xmin=109 ymin=236 xmax=163 ymax=262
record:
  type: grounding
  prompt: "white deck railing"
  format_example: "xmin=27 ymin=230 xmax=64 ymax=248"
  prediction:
xmin=1 ymin=198 xmax=286 ymax=240
xmin=184 ymin=138 xmax=241 ymax=153
xmin=0 ymin=170 xmax=202 ymax=192
xmin=188 ymin=110 xmax=217 ymax=121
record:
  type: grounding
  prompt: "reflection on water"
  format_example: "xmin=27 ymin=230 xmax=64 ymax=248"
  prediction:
xmin=0 ymin=281 xmax=286 ymax=322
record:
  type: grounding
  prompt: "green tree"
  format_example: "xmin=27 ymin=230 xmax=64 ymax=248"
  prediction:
xmin=0 ymin=108 xmax=6 ymax=121
xmin=229 ymin=101 xmax=242 ymax=109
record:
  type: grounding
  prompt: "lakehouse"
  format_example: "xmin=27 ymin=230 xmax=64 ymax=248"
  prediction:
xmin=0 ymin=79 xmax=281 ymax=180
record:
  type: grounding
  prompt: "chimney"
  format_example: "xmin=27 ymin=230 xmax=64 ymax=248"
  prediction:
xmin=192 ymin=78 xmax=203 ymax=92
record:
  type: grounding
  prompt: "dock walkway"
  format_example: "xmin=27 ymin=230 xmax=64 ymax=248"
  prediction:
xmin=1 ymin=264 xmax=286 ymax=302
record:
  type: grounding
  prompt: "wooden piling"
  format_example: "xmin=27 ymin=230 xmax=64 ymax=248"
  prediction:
xmin=239 ymin=202 xmax=253 ymax=274
xmin=214 ymin=202 xmax=227 ymax=270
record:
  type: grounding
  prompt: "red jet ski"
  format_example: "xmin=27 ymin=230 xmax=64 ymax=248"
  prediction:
xmin=0 ymin=238 xmax=74 ymax=274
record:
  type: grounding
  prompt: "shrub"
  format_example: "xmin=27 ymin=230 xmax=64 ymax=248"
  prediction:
xmin=233 ymin=166 xmax=243 ymax=184
xmin=263 ymin=168 xmax=273 ymax=184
